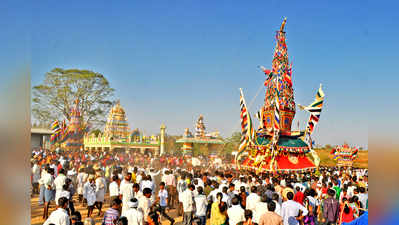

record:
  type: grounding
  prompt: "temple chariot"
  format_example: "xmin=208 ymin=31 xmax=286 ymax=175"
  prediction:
xmin=331 ymin=144 xmax=359 ymax=167
xmin=237 ymin=18 xmax=326 ymax=172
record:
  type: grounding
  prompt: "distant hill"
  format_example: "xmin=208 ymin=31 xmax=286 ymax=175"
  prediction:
xmin=315 ymin=148 xmax=368 ymax=168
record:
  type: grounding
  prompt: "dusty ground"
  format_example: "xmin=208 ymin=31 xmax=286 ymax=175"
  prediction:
xmin=31 ymin=193 xmax=184 ymax=225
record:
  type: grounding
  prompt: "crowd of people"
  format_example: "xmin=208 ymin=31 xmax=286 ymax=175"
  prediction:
xmin=31 ymin=148 xmax=368 ymax=225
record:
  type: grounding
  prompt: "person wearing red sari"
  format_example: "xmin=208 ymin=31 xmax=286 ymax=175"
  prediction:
xmin=339 ymin=199 xmax=355 ymax=224
xmin=294 ymin=186 xmax=305 ymax=205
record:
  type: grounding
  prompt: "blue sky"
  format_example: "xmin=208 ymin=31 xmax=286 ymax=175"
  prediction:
xmin=3 ymin=0 xmax=396 ymax=149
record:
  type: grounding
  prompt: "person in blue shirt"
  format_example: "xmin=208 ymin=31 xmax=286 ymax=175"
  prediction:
xmin=342 ymin=211 xmax=368 ymax=225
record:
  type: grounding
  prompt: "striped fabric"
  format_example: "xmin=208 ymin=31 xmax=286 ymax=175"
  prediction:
xmin=102 ymin=208 xmax=120 ymax=225
xmin=283 ymin=63 xmax=293 ymax=87
xmin=50 ymin=120 xmax=61 ymax=143
xmin=255 ymin=108 xmax=264 ymax=131
xmin=269 ymin=79 xmax=281 ymax=170
xmin=299 ymin=84 xmax=325 ymax=136
xmin=273 ymin=86 xmax=280 ymax=131
xmin=237 ymin=88 xmax=255 ymax=162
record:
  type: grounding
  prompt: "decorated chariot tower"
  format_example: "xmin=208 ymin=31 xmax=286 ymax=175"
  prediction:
xmin=238 ymin=18 xmax=325 ymax=172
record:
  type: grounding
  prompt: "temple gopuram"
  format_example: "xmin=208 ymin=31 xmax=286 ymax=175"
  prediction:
xmin=84 ymin=101 xmax=165 ymax=155
xmin=176 ymin=115 xmax=224 ymax=156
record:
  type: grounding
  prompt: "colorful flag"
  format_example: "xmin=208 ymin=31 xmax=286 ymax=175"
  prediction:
xmin=352 ymin=147 xmax=359 ymax=159
xmin=299 ymin=84 xmax=325 ymax=136
xmin=50 ymin=120 xmax=61 ymax=144
xmin=283 ymin=63 xmax=293 ymax=87
xmin=269 ymin=77 xmax=281 ymax=171
xmin=260 ymin=66 xmax=272 ymax=87
xmin=237 ymin=88 xmax=255 ymax=162
xmin=259 ymin=65 xmax=271 ymax=75
xmin=255 ymin=107 xmax=264 ymax=131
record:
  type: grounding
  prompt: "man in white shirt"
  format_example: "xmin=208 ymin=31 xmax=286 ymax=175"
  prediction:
xmin=136 ymin=171 xmax=144 ymax=185
xmin=141 ymin=175 xmax=156 ymax=201
xmin=165 ymin=170 xmax=177 ymax=209
xmin=83 ymin=175 xmax=97 ymax=217
xmin=281 ymin=191 xmax=308 ymax=225
xmin=253 ymin=195 xmax=269 ymax=224
xmin=121 ymin=172 xmax=132 ymax=187
xmin=246 ymin=186 xmax=260 ymax=213
xmin=357 ymin=187 xmax=368 ymax=210
xmin=272 ymin=193 xmax=282 ymax=216
xmin=133 ymin=183 xmax=143 ymax=199
xmin=42 ymin=168 xmax=56 ymax=219
xmin=59 ymin=156 xmax=66 ymax=169
xmin=194 ymin=186 xmax=208 ymax=225
xmin=181 ymin=184 xmax=195 ymax=225
xmin=227 ymin=183 xmax=238 ymax=207
xmin=148 ymin=168 xmax=160 ymax=180
xmin=138 ymin=188 xmax=153 ymax=219
xmin=76 ymin=167 xmax=88 ymax=205
xmin=120 ymin=175 xmax=134 ymax=215
xmin=227 ymin=196 xmax=245 ymax=225
xmin=38 ymin=165 xmax=50 ymax=205
xmin=54 ymin=169 xmax=67 ymax=206
xmin=157 ymin=182 xmax=175 ymax=224
xmin=32 ymin=160 xmax=41 ymax=195
xmin=95 ymin=171 xmax=106 ymax=216
xmin=109 ymin=175 xmax=120 ymax=204
xmin=122 ymin=198 xmax=144 ymax=225
xmin=50 ymin=160 xmax=58 ymax=177
xmin=43 ymin=197 xmax=70 ymax=225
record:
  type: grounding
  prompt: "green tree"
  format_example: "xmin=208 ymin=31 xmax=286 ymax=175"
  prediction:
xmin=192 ymin=143 xmax=210 ymax=157
xmin=222 ymin=132 xmax=241 ymax=155
xmin=164 ymin=134 xmax=182 ymax=155
xmin=90 ymin=129 xmax=102 ymax=137
xmin=32 ymin=68 xmax=115 ymax=127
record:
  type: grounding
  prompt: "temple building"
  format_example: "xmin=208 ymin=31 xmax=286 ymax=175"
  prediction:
xmin=84 ymin=101 xmax=165 ymax=155
xmin=176 ymin=115 xmax=224 ymax=155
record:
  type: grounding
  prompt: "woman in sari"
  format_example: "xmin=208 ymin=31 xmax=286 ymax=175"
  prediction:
xmin=210 ymin=193 xmax=227 ymax=225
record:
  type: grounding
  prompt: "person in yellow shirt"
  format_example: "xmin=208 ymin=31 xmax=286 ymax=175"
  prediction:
xmin=357 ymin=178 xmax=366 ymax=188
xmin=131 ymin=171 xmax=137 ymax=184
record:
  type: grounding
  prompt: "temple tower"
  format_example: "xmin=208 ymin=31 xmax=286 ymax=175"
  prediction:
xmin=262 ymin=19 xmax=296 ymax=134
xmin=104 ymin=100 xmax=130 ymax=141
xmin=64 ymin=99 xmax=84 ymax=151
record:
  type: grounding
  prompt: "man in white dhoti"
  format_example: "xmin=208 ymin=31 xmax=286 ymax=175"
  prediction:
xmin=95 ymin=171 xmax=106 ymax=216
xmin=83 ymin=175 xmax=96 ymax=217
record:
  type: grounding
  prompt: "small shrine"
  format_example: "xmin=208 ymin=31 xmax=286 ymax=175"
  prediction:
xmin=84 ymin=101 xmax=165 ymax=155
xmin=331 ymin=144 xmax=359 ymax=167
xmin=176 ymin=115 xmax=224 ymax=155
